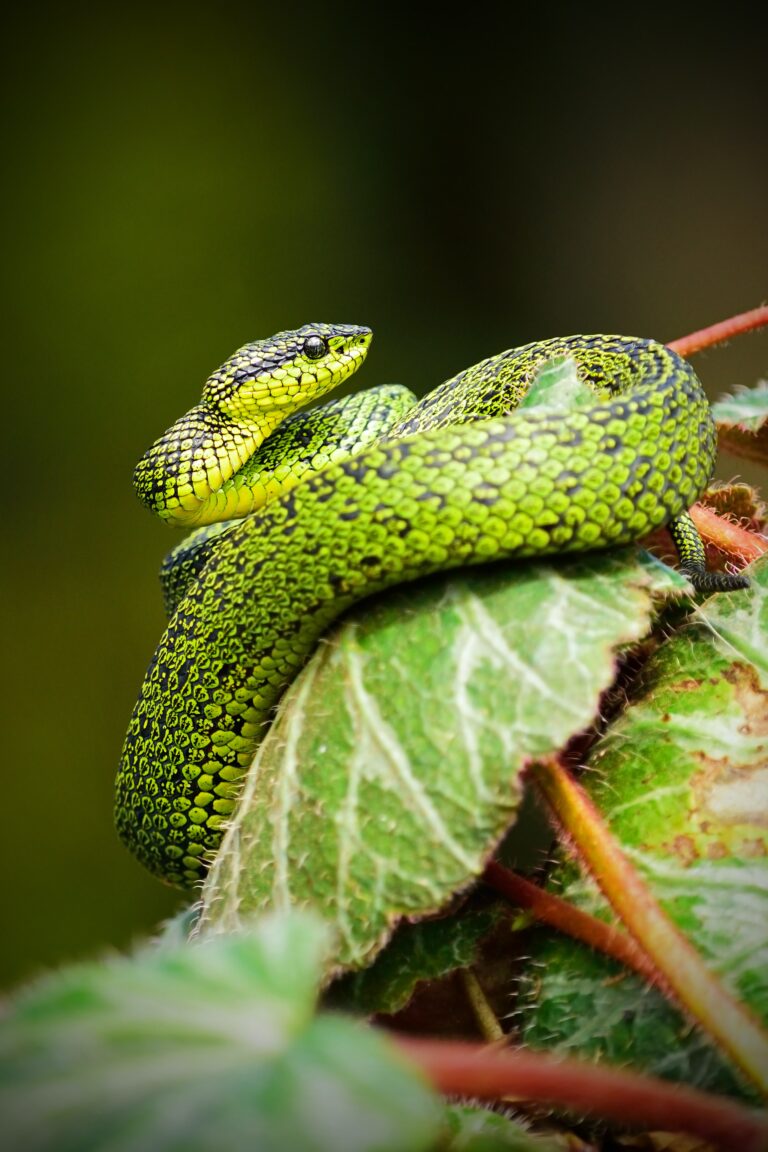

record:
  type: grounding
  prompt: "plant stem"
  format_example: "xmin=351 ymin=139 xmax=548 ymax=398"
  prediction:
xmin=668 ymin=305 xmax=768 ymax=357
xmin=691 ymin=503 xmax=768 ymax=564
xmin=532 ymin=755 xmax=768 ymax=1097
xmin=395 ymin=1036 xmax=768 ymax=1151
xmin=483 ymin=860 xmax=663 ymax=989
xmin=459 ymin=968 xmax=505 ymax=1044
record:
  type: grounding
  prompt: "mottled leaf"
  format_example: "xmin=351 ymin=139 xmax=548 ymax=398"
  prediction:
xmin=521 ymin=554 xmax=768 ymax=1101
xmin=199 ymin=551 xmax=685 ymax=971
xmin=0 ymin=913 xmax=442 ymax=1152
xmin=713 ymin=381 xmax=768 ymax=463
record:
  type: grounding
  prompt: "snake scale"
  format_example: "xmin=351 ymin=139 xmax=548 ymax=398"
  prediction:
xmin=117 ymin=324 xmax=748 ymax=887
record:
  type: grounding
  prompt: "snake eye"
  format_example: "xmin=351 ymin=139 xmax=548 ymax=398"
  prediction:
xmin=303 ymin=335 xmax=328 ymax=360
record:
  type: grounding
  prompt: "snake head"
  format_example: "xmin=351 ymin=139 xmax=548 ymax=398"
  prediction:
xmin=202 ymin=323 xmax=372 ymax=424
xmin=133 ymin=323 xmax=373 ymax=524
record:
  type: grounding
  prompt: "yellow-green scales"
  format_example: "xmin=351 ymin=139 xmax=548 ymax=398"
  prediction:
xmin=118 ymin=324 xmax=746 ymax=887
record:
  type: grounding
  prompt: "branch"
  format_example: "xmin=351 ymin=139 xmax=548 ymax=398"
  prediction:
xmin=395 ymin=1036 xmax=768 ymax=1151
xmin=690 ymin=502 xmax=768 ymax=565
xmin=459 ymin=967 xmax=505 ymax=1043
xmin=483 ymin=860 xmax=664 ymax=990
xmin=668 ymin=305 xmax=768 ymax=357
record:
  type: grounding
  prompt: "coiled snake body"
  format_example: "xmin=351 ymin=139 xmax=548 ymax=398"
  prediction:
xmin=118 ymin=324 xmax=746 ymax=887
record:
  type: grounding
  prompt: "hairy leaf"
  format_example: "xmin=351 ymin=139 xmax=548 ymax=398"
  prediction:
xmin=199 ymin=552 xmax=685 ymax=971
xmin=327 ymin=898 xmax=509 ymax=1017
xmin=438 ymin=1103 xmax=562 ymax=1151
xmin=700 ymin=482 xmax=766 ymax=532
xmin=521 ymin=555 xmax=768 ymax=1101
xmin=713 ymin=380 xmax=768 ymax=464
xmin=0 ymin=914 xmax=442 ymax=1152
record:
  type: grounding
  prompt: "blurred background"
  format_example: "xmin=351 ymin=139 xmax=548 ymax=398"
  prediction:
xmin=2 ymin=4 xmax=766 ymax=990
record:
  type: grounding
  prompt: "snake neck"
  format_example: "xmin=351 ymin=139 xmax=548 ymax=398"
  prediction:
xmin=132 ymin=325 xmax=373 ymax=528
xmin=133 ymin=402 xmax=285 ymax=528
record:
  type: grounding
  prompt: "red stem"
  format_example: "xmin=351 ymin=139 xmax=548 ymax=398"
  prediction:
xmin=668 ymin=305 xmax=768 ymax=357
xmin=533 ymin=756 xmax=768 ymax=1095
xmin=412 ymin=309 xmax=768 ymax=1148
xmin=690 ymin=503 xmax=767 ymax=564
xmin=483 ymin=860 xmax=663 ymax=989
xmin=395 ymin=1036 xmax=768 ymax=1151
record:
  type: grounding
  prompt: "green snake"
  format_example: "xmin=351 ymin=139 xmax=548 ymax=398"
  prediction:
xmin=117 ymin=324 xmax=748 ymax=887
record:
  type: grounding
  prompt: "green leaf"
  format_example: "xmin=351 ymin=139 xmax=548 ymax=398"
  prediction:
xmin=518 ymin=356 xmax=600 ymax=410
xmin=713 ymin=379 xmax=768 ymax=433
xmin=0 ymin=913 xmax=442 ymax=1152
xmin=198 ymin=551 xmax=685 ymax=971
xmin=327 ymin=898 xmax=509 ymax=1017
xmin=713 ymin=380 xmax=768 ymax=463
xmin=521 ymin=554 xmax=768 ymax=1101
xmin=521 ymin=941 xmax=756 ymax=1100
xmin=438 ymin=1104 xmax=562 ymax=1151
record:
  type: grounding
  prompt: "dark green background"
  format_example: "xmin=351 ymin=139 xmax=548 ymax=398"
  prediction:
xmin=3 ymin=5 xmax=766 ymax=989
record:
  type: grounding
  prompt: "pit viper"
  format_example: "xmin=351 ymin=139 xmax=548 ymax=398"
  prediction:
xmin=117 ymin=323 xmax=748 ymax=887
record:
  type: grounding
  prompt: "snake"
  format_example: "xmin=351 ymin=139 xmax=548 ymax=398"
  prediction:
xmin=117 ymin=323 xmax=748 ymax=887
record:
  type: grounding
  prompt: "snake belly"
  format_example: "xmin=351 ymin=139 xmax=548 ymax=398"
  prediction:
xmin=117 ymin=329 xmax=725 ymax=887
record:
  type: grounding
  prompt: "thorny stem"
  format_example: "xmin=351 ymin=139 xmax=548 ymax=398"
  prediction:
xmin=691 ymin=503 xmax=768 ymax=564
xmin=532 ymin=755 xmax=768 ymax=1097
xmin=668 ymin=304 xmax=768 ymax=357
xmin=483 ymin=860 xmax=663 ymax=990
xmin=394 ymin=1037 xmax=768 ymax=1152
xmin=671 ymin=305 xmax=768 ymax=565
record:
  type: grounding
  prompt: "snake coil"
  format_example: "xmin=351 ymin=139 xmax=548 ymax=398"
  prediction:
xmin=117 ymin=324 xmax=748 ymax=886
